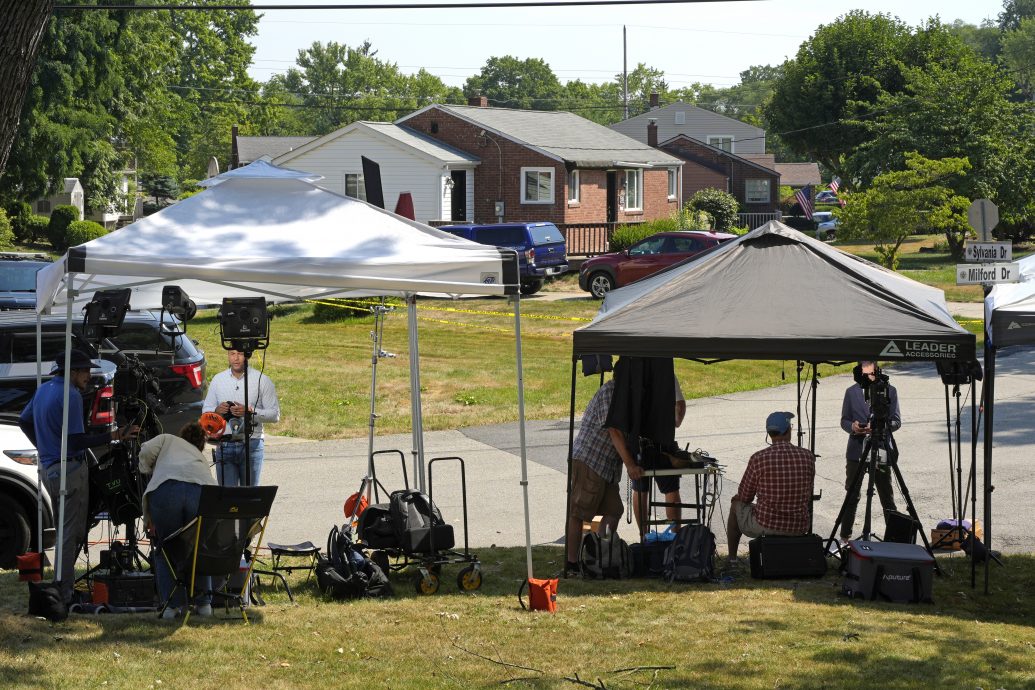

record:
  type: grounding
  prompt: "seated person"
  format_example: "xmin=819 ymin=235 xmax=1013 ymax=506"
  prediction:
xmin=139 ymin=422 xmax=218 ymax=618
xmin=726 ymin=411 xmax=815 ymax=564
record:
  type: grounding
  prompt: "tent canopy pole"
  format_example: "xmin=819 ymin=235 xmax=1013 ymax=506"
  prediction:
xmin=512 ymin=296 xmax=533 ymax=582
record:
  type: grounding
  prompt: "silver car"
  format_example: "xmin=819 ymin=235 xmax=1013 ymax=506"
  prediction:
xmin=0 ymin=413 xmax=54 ymax=569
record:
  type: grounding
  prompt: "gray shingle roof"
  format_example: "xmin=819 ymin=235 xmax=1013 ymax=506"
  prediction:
xmin=775 ymin=162 xmax=821 ymax=187
xmin=421 ymin=105 xmax=683 ymax=168
xmin=363 ymin=122 xmax=479 ymax=163
xmin=236 ymin=136 xmax=316 ymax=163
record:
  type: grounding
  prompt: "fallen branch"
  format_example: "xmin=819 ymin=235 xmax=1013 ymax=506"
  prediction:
xmin=562 ymin=673 xmax=606 ymax=688
xmin=608 ymin=665 xmax=675 ymax=675
xmin=450 ymin=637 xmax=543 ymax=675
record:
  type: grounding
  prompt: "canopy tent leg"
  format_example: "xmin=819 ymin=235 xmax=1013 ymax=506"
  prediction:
xmin=809 ymin=364 xmax=818 ymax=457
xmin=35 ymin=313 xmax=45 ymax=566
xmin=55 ymin=277 xmax=76 ymax=582
xmin=563 ymin=355 xmax=578 ymax=576
xmin=365 ymin=299 xmax=390 ymax=491
xmin=971 ymin=377 xmax=979 ymax=589
xmin=512 ymin=296 xmax=533 ymax=582
xmin=407 ymin=295 xmax=426 ymax=493
xmin=982 ymin=340 xmax=995 ymax=595
xmin=795 ymin=361 xmax=803 ymax=448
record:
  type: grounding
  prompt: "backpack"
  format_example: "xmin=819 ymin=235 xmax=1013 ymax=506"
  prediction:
xmin=315 ymin=525 xmax=393 ymax=600
xmin=663 ymin=525 xmax=716 ymax=583
xmin=579 ymin=529 xmax=632 ymax=579
xmin=388 ymin=490 xmax=455 ymax=554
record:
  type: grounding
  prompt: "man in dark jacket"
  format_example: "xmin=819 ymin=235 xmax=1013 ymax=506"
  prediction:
xmin=19 ymin=349 xmax=137 ymax=603
xmin=839 ymin=361 xmax=901 ymax=543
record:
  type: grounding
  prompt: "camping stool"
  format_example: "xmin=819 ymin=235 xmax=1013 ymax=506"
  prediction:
xmin=266 ymin=541 xmax=321 ymax=598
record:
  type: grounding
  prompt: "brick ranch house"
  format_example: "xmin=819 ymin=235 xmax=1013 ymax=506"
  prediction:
xmin=397 ymin=98 xmax=684 ymax=232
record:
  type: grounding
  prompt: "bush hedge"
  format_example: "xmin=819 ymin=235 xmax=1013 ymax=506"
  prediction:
xmin=47 ymin=205 xmax=81 ymax=250
xmin=610 ymin=222 xmax=667 ymax=251
xmin=687 ymin=188 xmax=740 ymax=233
xmin=22 ymin=215 xmax=50 ymax=244
xmin=310 ymin=297 xmax=404 ymax=322
xmin=6 ymin=201 xmax=32 ymax=242
xmin=0 ymin=209 xmax=13 ymax=248
xmin=64 ymin=220 xmax=108 ymax=247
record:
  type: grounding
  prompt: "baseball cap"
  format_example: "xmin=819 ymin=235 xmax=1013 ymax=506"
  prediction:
xmin=765 ymin=411 xmax=795 ymax=434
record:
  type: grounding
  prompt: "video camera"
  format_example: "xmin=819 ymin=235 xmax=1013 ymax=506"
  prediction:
xmin=853 ymin=363 xmax=899 ymax=466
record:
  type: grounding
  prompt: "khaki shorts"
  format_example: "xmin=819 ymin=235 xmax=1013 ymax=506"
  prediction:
xmin=733 ymin=500 xmax=800 ymax=539
xmin=570 ymin=459 xmax=623 ymax=522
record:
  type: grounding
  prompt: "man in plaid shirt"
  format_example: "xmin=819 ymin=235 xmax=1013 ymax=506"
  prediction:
xmin=726 ymin=411 xmax=815 ymax=562
xmin=564 ymin=379 xmax=642 ymax=576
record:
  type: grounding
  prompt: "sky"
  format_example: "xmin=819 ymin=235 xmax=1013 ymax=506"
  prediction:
xmin=247 ymin=0 xmax=1005 ymax=92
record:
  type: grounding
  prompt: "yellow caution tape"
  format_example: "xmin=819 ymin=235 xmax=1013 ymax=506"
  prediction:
xmin=304 ymin=297 xmax=593 ymax=322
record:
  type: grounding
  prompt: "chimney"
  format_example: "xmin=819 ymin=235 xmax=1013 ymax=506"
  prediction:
xmin=649 ymin=92 xmax=660 ymax=109
xmin=647 ymin=119 xmax=658 ymax=148
xmin=230 ymin=124 xmax=240 ymax=169
xmin=467 ymin=95 xmax=489 ymax=107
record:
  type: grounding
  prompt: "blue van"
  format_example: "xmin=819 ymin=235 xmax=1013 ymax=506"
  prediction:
xmin=439 ymin=222 xmax=568 ymax=295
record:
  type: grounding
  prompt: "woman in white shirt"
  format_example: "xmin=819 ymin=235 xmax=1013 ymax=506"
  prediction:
xmin=139 ymin=422 xmax=217 ymax=618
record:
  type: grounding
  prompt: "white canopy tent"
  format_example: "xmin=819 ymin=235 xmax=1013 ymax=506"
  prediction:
xmin=34 ymin=162 xmax=536 ymax=584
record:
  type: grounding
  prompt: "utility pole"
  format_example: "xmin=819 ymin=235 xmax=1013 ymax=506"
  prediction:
xmin=622 ymin=25 xmax=629 ymax=120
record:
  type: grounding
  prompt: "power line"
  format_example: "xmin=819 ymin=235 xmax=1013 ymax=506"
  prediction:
xmin=58 ymin=0 xmax=762 ymax=10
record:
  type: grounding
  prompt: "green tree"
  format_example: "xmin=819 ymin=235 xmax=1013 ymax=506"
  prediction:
xmin=1001 ymin=17 xmax=1035 ymax=99
xmin=140 ymin=172 xmax=180 ymax=207
xmin=0 ymin=1 xmax=53 ymax=175
xmin=465 ymin=56 xmax=563 ymax=110
xmin=998 ymin=0 xmax=1035 ymax=30
xmin=838 ymin=154 xmax=971 ymax=267
xmin=687 ymin=189 xmax=740 ymax=233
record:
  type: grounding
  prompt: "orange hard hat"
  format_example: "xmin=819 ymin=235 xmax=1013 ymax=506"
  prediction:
xmin=198 ymin=412 xmax=226 ymax=438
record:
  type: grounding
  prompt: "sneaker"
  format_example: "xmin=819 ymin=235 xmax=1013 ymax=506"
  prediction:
xmin=722 ymin=556 xmax=746 ymax=572
xmin=161 ymin=607 xmax=178 ymax=620
xmin=195 ymin=603 xmax=213 ymax=617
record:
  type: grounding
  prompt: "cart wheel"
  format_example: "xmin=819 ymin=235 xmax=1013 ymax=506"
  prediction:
xmin=371 ymin=550 xmax=390 ymax=574
xmin=414 ymin=569 xmax=440 ymax=595
xmin=456 ymin=565 xmax=482 ymax=592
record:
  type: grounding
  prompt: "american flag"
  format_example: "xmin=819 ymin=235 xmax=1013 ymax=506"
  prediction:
xmin=829 ymin=176 xmax=841 ymax=193
xmin=795 ymin=184 xmax=813 ymax=220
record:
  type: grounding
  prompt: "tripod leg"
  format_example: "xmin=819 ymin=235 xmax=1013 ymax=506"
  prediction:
xmin=889 ymin=461 xmax=941 ymax=576
xmin=826 ymin=458 xmax=868 ymax=556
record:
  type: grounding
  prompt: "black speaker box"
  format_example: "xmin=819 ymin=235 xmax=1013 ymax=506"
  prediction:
xmin=748 ymin=534 xmax=828 ymax=579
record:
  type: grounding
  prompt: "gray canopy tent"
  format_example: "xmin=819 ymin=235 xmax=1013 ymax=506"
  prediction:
xmin=32 ymin=161 xmax=539 ymax=587
xmin=567 ymin=222 xmax=977 ymax=558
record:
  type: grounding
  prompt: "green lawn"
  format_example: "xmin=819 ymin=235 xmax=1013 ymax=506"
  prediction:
xmin=1 ymin=549 xmax=1032 ymax=689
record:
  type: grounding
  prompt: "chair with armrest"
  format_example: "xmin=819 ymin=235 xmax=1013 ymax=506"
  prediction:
xmin=159 ymin=485 xmax=277 ymax=623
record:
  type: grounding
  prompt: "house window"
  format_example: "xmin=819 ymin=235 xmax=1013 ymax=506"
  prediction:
xmin=624 ymin=169 xmax=643 ymax=211
xmin=707 ymin=135 xmax=734 ymax=152
xmin=345 ymin=173 xmax=366 ymax=201
xmin=674 ymin=111 xmax=686 ymax=125
xmin=667 ymin=169 xmax=678 ymax=199
xmin=567 ymin=169 xmax=580 ymax=203
xmin=745 ymin=179 xmax=770 ymax=204
xmin=521 ymin=167 xmax=554 ymax=204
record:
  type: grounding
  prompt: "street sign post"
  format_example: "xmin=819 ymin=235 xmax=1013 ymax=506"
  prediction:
xmin=968 ymin=199 xmax=999 ymax=242
xmin=956 ymin=262 xmax=1020 ymax=285
xmin=964 ymin=241 xmax=1013 ymax=263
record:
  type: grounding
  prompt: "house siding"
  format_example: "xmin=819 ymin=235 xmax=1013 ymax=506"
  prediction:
xmin=612 ymin=103 xmax=766 ymax=155
xmin=273 ymin=127 xmax=474 ymax=224
xmin=661 ymin=137 xmax=779 ymax=213
xmin=405 ymin=108 xmax=678 ymax=224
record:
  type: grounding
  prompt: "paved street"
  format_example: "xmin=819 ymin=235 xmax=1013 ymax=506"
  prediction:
xmin=260 ymin=344 xmax=1035 ymax=555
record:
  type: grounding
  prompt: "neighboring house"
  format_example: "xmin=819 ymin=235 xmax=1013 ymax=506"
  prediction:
xmin=270 ymin=121 xmax=480 ymax=224
xmin=32 ymin=178 xmax=84 ymax=219
xmin=398 ymin=98 xmax=683 ymax=226
xmin=767 ymin=162 xmax=821 ymax=189
xmin=232 ymin=129 xmax=317 ymax=168
xmin=611 ymin=96 xmax=766 ymax=155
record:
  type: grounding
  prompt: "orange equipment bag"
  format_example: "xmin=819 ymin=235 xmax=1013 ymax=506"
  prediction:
xmin=518 ymin=577 xmax=558 ymax=613
xmin=344 ymin=492 xmax=369 ymax=520
xmin=17 ymin=552 xmax=42 ymax=582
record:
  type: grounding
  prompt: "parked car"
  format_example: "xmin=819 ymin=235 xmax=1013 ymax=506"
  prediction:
xmin=438 ymin=222 xmax=568 ymax=295
xmin=815 ymin=190 xmax=839 ymax=204
xmin=0 ymin=412 xmax=55 ymax=568
xmin=578 ymin=231 xmax=737 ymax=298
xmin=813 ymin=212 xmax=838 ymax=240
xmin=0 ymin=252 xmax=52 ymax=311
xmin=0 ymin=310 xmax=207 ymax=435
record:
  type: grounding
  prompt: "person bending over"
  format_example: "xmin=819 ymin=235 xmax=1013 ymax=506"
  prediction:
xmin=726 ymin=411 xmax=815 ymax=564
xmin=564 ymin=379 xmax=641 ymax=577
xmin=139 ymin=422 xmax=217 ymax=618
xmin=631 ymin=376 xmax=687 ymax=536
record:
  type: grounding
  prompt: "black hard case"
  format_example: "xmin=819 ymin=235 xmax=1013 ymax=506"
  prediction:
xmin=748 ymin=534 xmax=828 ymax=579
xmin=842 ymin=540 xmax=934 ymax=603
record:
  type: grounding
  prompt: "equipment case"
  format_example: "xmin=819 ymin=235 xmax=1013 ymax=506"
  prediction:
xmin=93 ymin=572 xmax=156 ymax=607
xmin=748 ymin=534 xmax=827 ymax=579
xmin=842 ymin=540 xmax=934 ymax=603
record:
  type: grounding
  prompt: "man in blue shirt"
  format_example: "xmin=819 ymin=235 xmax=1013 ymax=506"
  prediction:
xmin=19 ymin=349 xmax=136 ymax=604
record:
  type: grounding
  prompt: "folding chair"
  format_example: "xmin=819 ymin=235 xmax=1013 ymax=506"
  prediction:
xmin=158 ymin=485 xmax=278 ymax=624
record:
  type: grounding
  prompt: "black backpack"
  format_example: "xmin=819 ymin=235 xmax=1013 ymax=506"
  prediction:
xmin=388 ymin=490 xmax=454 ymax=554
xmin=663 ymin=525 xmax=716 ymax=583
xmin=579 ymin=529 xmax=632 ymax=579
xmin=315 ymin=525 xmax=393 ymax=600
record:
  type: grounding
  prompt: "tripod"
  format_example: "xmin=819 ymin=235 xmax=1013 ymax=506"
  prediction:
xmin=826 ymin=430 xmax=941 ymax=575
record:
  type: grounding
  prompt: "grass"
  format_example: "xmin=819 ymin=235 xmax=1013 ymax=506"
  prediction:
xmin=1 ymin=548 xmax=1033 ymax=689
xmin=191 ymin=300 xmax=870 ymax=441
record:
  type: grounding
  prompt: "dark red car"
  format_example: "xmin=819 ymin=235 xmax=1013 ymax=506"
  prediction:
xmin=578 ymin=230 xmax=737 ymax=298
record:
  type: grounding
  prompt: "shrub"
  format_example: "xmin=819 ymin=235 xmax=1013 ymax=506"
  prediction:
xmin=5 ymin=201 xmax=32 ymax=242
xmin=610 ymin=223 xmax=661 ymax=251
xmin=46 ymin=205 xmax=80 ymax=250
xmin=687 ymin=188 xmax=740 ymax=233
xmin=0 ymin=209 xmax=13 ymax=248
xmin=22 ymin=215 xmax=50 ymax=243
xmin=64 ymin=220 xmax=108 ymax=247
xmin=310 ymin=296 xmax=403 ymax=323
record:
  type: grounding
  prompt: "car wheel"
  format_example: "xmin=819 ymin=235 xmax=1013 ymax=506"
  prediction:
xmin=0 ymin=494 xmax=32 ymax=569
xmin=520 ymin=280 xmax=544 ymax=296
xmin=588 ymin=271 xmax=615 ymax=299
